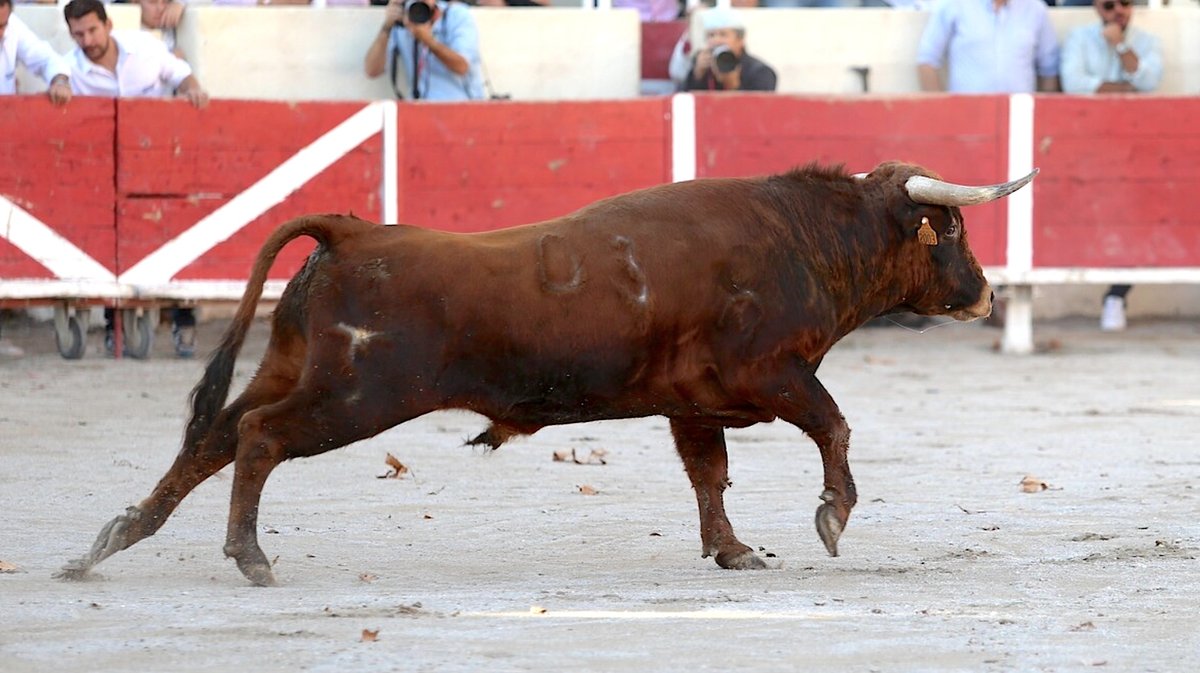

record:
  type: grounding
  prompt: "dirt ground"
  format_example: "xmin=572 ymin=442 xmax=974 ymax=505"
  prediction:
xmin=1 ymin=316 xmax=1198 ymax=673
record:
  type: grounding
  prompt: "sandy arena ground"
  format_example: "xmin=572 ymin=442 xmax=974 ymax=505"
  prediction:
xmin=1 ymin=316 xmax=1198 ymax=673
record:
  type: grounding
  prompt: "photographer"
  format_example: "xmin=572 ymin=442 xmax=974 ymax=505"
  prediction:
xmin=680 ymin=7 xmax=776 ymax=92
xmin=364 ymin=0 xmax=484 ymax=101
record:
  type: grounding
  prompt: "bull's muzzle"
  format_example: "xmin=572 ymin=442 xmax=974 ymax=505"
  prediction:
xmin=952 ymin=288 xmax=994 ymax=321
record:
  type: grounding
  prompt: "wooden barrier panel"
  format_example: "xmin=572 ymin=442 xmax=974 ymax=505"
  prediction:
xmin=1033 ymin=96 xmax=1200 ymax=268
xmin=0 ymin=97 xmax=117 ymax=280
xmin=691 ymin=94 xmax=1011 ymax=266
xmin=397 ymin=99 xmax=674 ymax=232
xmin=115 ymin=99 xmax=383 ymax=283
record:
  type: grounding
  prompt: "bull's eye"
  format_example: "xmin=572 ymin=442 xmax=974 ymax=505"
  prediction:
xmin=946 ymin=222 xmax=959 ymax=238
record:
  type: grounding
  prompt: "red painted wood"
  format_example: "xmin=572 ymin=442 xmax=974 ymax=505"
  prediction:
xmin=694 ymin=95 xmax=1010 ymax=266
xmin=1033 ymin=96 xmax=1200 ymax=267
xmin=397 ymin=99 xmax=673 ymax=231
xmin=0 ymin=97 xmax=117 ymax=278
xmin=114 ymin=99 xmax=381 ymax=280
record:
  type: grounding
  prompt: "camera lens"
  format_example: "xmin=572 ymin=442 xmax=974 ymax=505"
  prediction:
xmin=404 ymin=0 xmax=433 ymax=24
xmin=712 ymin=45 xmax=740 ymax=74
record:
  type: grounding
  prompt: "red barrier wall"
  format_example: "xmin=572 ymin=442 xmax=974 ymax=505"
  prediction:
xmin=5 ymin=95 xmax=1200 ymax=303
xmin=116 ymin=99 xmax=381 ymax=281
xmin=0 ymin=97 xmax=116 ymax=279
xmin=396 ymin=99 xmax=673 ymax=232
xmin=1033 ymin=96 xmax=1200 ymax=268
xmin=693 ymin=94 xmax=1011 ymax=266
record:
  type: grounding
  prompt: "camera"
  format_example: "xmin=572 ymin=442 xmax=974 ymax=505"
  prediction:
xmin=711 ymin=45 xmax=740 ymax=74
xmin=398 ymin=0 xmax=433 ymax=26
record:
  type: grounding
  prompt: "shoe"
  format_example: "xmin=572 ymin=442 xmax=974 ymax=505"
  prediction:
xmin=0 ymin=339 xmax=23 ymax=357
xmin=1100 ymin=295 xmax=1126 ymax=332
xmin=173 ymin=325 xmax=196 ymax=358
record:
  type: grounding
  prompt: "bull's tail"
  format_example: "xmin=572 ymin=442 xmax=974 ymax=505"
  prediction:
xmin=181 ymin=214 xmax=372 ymax=451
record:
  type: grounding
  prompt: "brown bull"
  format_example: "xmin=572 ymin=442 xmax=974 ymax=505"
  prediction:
xmin=59 ymin=161 xmax=1035 ymax=586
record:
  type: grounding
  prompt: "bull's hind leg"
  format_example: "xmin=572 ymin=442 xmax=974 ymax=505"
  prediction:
xmin=767 ymin=374 xmax=857 ymax=557
xmin=670 ymin=419 xmax=769 ymax=570
xmin=57 ymin=349 xmax=303 ymax=581
xmin=56 ymin=394 xmax=271 ymax=580
xmin=222 ymin=392 xmax=425 ymax=586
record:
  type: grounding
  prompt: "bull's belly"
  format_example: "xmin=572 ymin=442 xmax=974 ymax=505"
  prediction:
xmin=461 ymin=392 xmax=775 ymax=432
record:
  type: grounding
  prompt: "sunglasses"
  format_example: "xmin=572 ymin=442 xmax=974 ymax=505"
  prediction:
xmin=1101 ymin=0 xmax=1132 ymax=10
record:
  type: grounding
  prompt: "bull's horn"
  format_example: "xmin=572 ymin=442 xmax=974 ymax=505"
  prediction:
xmin=905 ymin=169 xmax=1039 ymax=207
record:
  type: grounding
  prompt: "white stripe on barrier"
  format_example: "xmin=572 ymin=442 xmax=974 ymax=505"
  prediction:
xmin=671 ymin=93 xmax=696 ymax=183
xmin=0 ymin=196 xmax=114 ymax=283
xmin=382 ymin=101 xmax=399 ymax=225
xmin=118 ymin=102 xmax=386 ymax=286
xmin=1002 ymin=93 xmax=1036 ymax=355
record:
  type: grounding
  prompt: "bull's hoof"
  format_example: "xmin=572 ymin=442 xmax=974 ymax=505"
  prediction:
xmin=236 ymin=559 xmax=278 ymax=587
xmin=715 ymin=548 xmax=776 ymax=570
xmin=815 ymin=500 xmax=844 ymax=557
xmin=54 ymin=507 xmax=142 ymax=581
xmin=227 ymin=544 xmax=278 ymax=587
xmin=54 ymin=559 xmax=97 ymax=582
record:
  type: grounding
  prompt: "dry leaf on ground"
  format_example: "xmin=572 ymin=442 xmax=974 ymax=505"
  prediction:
xmin=1020 ymin=475 xmax=1050 ymax=493
xmin=552 ymin=448 xmax=608 ymax=465
xmin=530 ymin=605 xmax=547 ymax=615
xmin=359 ymin=572 xmax=378 ymax=583
xmin=361 ymin=629 xmax=379 ymax=642
xmin=577 ymin=485 xmax=599 ymax=495
xmin=0 ymin=560 xmax=19 ymax=573
xmin=378 ymin=452 xmax=409 ymax=479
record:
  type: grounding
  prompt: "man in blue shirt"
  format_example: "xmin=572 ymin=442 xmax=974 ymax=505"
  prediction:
xmin=1060 ymin=0 xmax=1162 ymax=332
xmin=916 ymin=0 xmax=1060 ymax=93
xmin=1061 ymin=0 xmax=1162 ymax=94
xmin=364 ymin=0 xmax=484 ymax=101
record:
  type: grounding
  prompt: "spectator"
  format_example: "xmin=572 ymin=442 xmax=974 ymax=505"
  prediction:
xmin=1062 ymin=0 xmax=1162 ymax=332
xmin=1061 ymin=0 xmax=1162 ymax=94
xmin=137 ymin=0 xmax=185 ymax=59
xmin=917 ymin=0 xmax=1060 ymax=93
xmin=64 ymin=0 xmax=208 ymax=105
xmin=64 ymin=0 xmax=208 ymax=356
xmin=679 ymin=6 xmax=776 ymax=92
xmin=1 ymin=0 xmax=72 ymax=105
xmin=364 ymin=0 xmax=484 ymax=101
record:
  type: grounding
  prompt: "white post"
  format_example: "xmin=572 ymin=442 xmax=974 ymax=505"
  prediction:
xmin=1003 ymin=93 xmax=1035 ymax=355
xmin=671 ymin=93 xmax=696 ymax=183
xmin=382 ymin=101 xmax=399 ymax=225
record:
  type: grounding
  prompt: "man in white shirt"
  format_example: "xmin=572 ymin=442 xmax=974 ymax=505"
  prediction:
xmin=63 ymin=0 xmax=207 ymax=107
xmin=0 ymin=0 xmax=72 ymax=105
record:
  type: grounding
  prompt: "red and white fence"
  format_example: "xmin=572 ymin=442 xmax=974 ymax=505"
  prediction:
xmin=3 ymin=94 xmax=1199 ymax=354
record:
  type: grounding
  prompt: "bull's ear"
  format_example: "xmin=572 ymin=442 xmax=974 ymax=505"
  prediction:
xmin=915 ymin=217 xmax=938 ymax=246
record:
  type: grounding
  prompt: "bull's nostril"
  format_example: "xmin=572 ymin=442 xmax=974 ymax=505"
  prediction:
xmin=989 ymin=291 xmax=995 ymax=304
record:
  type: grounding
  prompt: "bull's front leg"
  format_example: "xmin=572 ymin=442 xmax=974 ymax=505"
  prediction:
xmin=774 ymin=374 xmax=857 ymax=557
xmin=670 ymin=419 xmax=770 ymax=570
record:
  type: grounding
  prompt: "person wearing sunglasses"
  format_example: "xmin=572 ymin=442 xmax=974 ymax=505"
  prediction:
xmin=1061 ymin=0 xmax=1162 ymax=94
xmin=1061 ymin=0 xmax=1162 ymax=332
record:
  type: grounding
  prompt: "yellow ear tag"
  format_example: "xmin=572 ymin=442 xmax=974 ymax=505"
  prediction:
xmin=917 ymin=217 xmax=938 ymax=246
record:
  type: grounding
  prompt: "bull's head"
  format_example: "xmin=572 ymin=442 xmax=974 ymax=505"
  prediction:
xmin=866 ymin=163 xmax=1037 ymax=322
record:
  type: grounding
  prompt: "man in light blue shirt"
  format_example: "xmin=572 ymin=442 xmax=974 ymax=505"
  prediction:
xmin=917 ymin=0 xmax=1059 ymax=93
xmin=1061 ymin=0 xmax=1162 ymax=94
xmin=364 ymin=0 xmax=485 ymax=101
xmin=1060 ymin=0 xmax=1162 ymax=332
